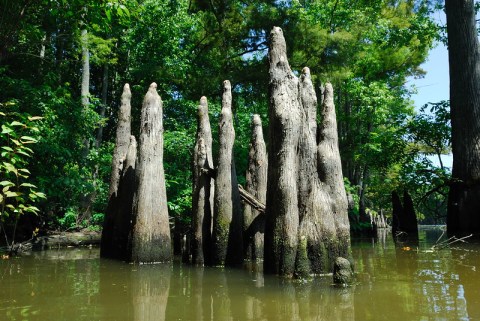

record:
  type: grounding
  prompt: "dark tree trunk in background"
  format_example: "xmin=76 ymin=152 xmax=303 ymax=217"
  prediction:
xmin=264 ymin=27 xmax=350 ymax=277
xmin=446 ymin=0 xmax=480 ymax=236
xmin=391 ymin=190 xmax=418 ymax=240
xmin=101 ymin=84 xmax=132 ymax=259
xmin=243 ymin=114 xmax=267 ymax=260
xmin=391 ymin=191 xmax=402 ymax=237
xmin=212 ymin=80 xmax=243 ymax=266
xmin=129 ymin=83 xmax=171 ymax=263
xmin=402 ymin=191 xmax=418 ymax=236
xmin=191 ymin=97 xmax=214 ymax=266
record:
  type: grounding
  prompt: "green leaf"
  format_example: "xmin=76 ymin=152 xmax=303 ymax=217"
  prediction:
xmin=20 ymin=136 xmax=38 ymax=143
xmin=20 ymin=183 xmax=37 ymax=188
xmin=0 ymin=181 xmax=15 ymax=187
xmin=1 ymin=125 xmax=13 ymax=134
xmin=1 ymin=146 xmax=14 ymax=152
xmin=5 ymin=191 xmax=20 ymax=198
xmin=27 ymin=116 xmax=43 ymax=121
xmin=10 ymin=121 xmax=24 ymax=127
xmin=16 ymin=150 xmax=31 ymax=157
xmin=2 ymin=162 xmax=17 ymax=174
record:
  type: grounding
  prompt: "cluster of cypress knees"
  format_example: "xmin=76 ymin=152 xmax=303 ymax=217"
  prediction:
xmin=100 ymin=27 xmax=353 ymax=282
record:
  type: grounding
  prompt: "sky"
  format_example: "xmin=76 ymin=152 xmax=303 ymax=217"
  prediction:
xmin=408 ymin=12 xmax=452 ymax=169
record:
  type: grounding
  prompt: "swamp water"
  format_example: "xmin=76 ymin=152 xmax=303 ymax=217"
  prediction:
xmin=1 ymin=227 xmax=479 ymax=321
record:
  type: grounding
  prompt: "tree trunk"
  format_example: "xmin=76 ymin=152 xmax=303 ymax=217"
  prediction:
xmin=391 ymin=190 xmax=418 ymax=240
xmin=100 ymin=84 xmax=132 ymax=259
xmin=95 ymin=64 xmax=109 ymax=148
xmin=129 ymin=83 xmax=171 ymax=263
xmin=402 ymin=190 xmax=418 ymax=237
xmin=80 ymin=28 xmax=90 ymax=115
xmin=445 ymin=0 xmax=480 ymax=236
xmin=191 ymin=97 xmax=214 ymax=266
xmin=264 ymin=27 xmax=350 ymax=277
xmin=243 ymin=114 xmax=267 ymax=260
xmin=212 ymin=80 xmax=243 ymax=266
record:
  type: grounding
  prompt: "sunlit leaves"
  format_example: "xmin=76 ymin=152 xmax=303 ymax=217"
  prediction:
xmin=0 ymin=102 xmax=46 ymax=235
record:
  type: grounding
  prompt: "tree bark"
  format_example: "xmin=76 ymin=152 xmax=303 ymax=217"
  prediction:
xmin=264 ymin=27 xmax=350 ymax=277
xmin=264 ymin=28 xmax=301 ymax=276
xmin=100 ymin=84 xmax=132 ymax=259
xmin=129 ymin=83 xmax=171 ymax=263
xmin=95 ymin=64 xmax=109 ymax=148
xmin=445 ymin=0 xmax=480 ymax=236
xmin=111 ymin=136 xmax=137 ymax=260
xmin=243 ymin=114 xmax=267 ymax=260
xmin=80 ymin=28 xmax=90 ymax=114
xmin=212 ymin=80 xmax=243 ymax=266
xmin=191 ymin=97 xmax=214 ymax=266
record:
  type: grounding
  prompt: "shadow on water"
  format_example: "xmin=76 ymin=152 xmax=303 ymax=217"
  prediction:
xmin=1 ymin=227 xmax=480 ymax=321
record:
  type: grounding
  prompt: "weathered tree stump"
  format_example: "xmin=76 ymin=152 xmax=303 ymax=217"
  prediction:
xmin=212 ymin=80 xmax=243 ymax=266
xmin=129 ymin=83 xmax=171 ymax=263
xmin=191 ymin=97 xmax=214 ymax=266
xmin=101 ymin=83 xmax=132 ymax=259
xmin=264 ymin=27 xmax=351 ymax=278
xmin=243 ymin=114 xmax=267 ymax=260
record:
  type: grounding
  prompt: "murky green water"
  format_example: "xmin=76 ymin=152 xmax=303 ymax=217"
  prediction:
xmin=1 ymin=227 xmax=479 ymax=321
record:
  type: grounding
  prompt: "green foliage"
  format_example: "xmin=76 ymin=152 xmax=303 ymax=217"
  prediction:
xmin=0 ymin=102 xmax=46 ymax=246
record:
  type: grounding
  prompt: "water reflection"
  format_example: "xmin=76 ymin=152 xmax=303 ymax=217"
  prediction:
xmin=1 ymin=229 xmax=479 ymax=321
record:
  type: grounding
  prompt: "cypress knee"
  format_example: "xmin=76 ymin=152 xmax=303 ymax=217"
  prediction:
xmin=244 ymin=114 xmax=267 ymax=260
xmin=212 ymin=80 xmax=243 ymax=266
xmin=112 ymin=136 xmax=137 ymax=260
xmin=191 ymin=97 xmax=214 ymax=266
xmin=129 ymin=83 xmax=171 ymax=263
xmin=101 ymin=83 xmax=132 ymax=259
xmin=264 ymin=27 xmax=351 ymax=277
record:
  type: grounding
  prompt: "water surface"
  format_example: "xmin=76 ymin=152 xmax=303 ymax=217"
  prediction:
xmin=1 ymin=228 xmax=479 ymax=320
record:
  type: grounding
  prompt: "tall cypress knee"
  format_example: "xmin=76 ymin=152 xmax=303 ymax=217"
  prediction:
xmin=191 ymin=97 xmax=214 ymax=266
xmin=264 ymin=27 xmax=301 ymax=276
xmin=212 ymin=80 xmax=243 ymax=266
xmin=244 ymin=114 xmax=267 ymax=260
xmin=112 ymin=136 xmax=137 ymax=260
xmin=264 ymin=27 xmax=350 ymax=277
xmin=129 ymin=83 xmax=171 ymax=263
xmin=101 ymin=83 xmax=132 ymax=259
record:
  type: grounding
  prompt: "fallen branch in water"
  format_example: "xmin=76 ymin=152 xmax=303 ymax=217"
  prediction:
xmin=431 ymin=233 xmax=473 ymax=251
xmin=0 ymin=230 xmax=101 ymax=255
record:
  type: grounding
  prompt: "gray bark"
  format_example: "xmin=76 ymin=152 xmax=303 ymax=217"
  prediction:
xmin=80 ymin=29 xmax=90 ymax=110
xmin=446 ymin=0 xmax=480 ymax=236
xmin=191 ymin=97 xmax=214 ymax=266
xmin=264 ymin=27 xmax=351 ymax=277
xmin=264 ymin=27 xmax=301 ymax=276
xmin=212 ymin=80 xmax=243 ymax=266
xmin=129 ymin=83 xmax=171 ymax=263
xmin=243 ymin=114 xmax=267 ymax=260
xmin=100 ymin=84 xmax=132 ymax=259
xmin=95 ymin=64 xmax=109 ymax=148
xmin=109 ymin=83 xmax=132 ymax=197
